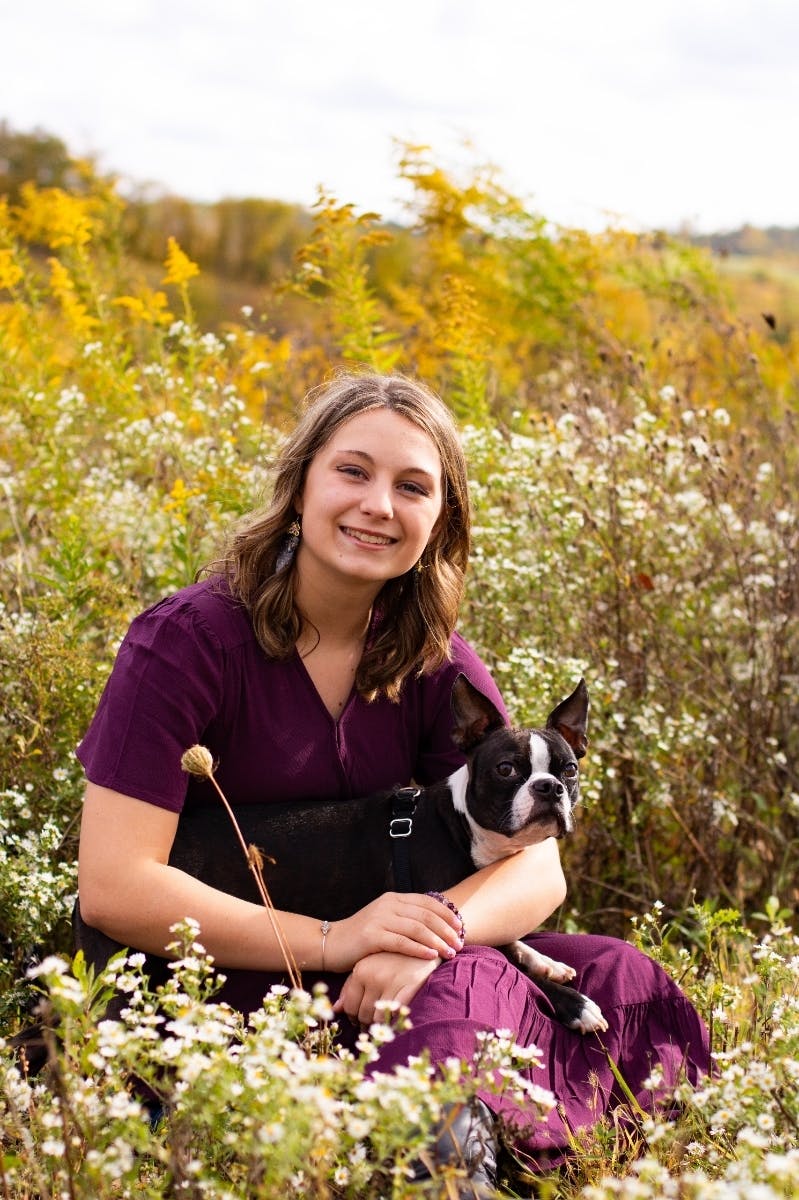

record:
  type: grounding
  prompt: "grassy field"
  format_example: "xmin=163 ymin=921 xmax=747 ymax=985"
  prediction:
xmin=1 ymin=159 xmax=798 ymax=1197
xmin=715 ymin=252 xmax=799 ymax=342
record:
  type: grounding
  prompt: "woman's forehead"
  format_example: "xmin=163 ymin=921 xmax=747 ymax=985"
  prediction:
xmin=323 ymin=408 xmax=442 ymax=467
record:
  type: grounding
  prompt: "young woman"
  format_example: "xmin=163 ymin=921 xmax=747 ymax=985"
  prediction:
xmin=77 ymin=372 xmax=709 ymax=1191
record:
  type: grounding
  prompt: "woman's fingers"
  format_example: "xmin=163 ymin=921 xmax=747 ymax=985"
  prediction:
xmin=340 ymin=891 xmax=464 ymax=966
xmin=382 ymin=923 xmax=457 ymax=960
xmin=333 ymin=951 xmax=441 ymax=1025
xmin=325 ymin=892 xmax=463 ymax=971
xmin=384 ymin=892 xmax=463 ymax=947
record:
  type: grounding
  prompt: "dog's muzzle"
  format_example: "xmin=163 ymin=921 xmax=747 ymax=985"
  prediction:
xmin=528 ymin=777 xmax=573 ymax=836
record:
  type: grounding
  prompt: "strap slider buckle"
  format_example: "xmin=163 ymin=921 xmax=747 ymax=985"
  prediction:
xmin=389 ymin=816 xmax=414 ymax=839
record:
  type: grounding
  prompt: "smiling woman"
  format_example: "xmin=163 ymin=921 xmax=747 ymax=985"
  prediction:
xmin=75 ymin=371 xmax=709 ymax=1195
xmin=296 ymin=408 xmax=442 ymax=577
xmin=291 ymin=407 xmax=447 ymax=717
xmin=76 ymin=371 xmax=487 ymax=988
xmin=216 ymin=373 xmax=472 ymax=704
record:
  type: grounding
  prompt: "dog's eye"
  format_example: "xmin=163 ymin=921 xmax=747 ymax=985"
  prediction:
xmin=496 ymin=761 xmax=517 ymax=779
xmin=563 ymin=763 xmax=578 ymax=778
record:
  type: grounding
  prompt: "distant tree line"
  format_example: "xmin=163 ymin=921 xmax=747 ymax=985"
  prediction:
xmin=6 ymin=119 xmax=797 ymax=288
xmin=1 ymin=122 xmax=418 ymax=293
xmin=2 ymin=119 xmax=796 ymax=399
xmin=689 ymin=224 xmax=799 ymax=257
xmin=0 ymin=120 xmax=86 ymax=199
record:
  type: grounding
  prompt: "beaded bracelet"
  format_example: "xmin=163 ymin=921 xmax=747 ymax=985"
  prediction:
xmin=425 ymin=890 xmax=466 ymax=945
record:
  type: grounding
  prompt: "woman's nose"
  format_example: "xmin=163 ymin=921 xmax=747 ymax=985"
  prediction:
xmin=360 ymin=480 xmax=393 ymax=518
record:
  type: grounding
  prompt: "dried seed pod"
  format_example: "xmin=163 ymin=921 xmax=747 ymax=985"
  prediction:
xmin=180 ymin=745 xmax=215 ymax=778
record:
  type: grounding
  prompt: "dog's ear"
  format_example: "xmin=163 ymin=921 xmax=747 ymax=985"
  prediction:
xmin=450 ymin=674 xmax=507 ymax=753
xmin=546 ymin=678 xmax=590 ymax=759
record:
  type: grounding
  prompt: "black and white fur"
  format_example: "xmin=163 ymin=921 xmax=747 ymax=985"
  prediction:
xmin=73 ymin=676 xmax=606 ymax=1034
xmin=444 ymin=676 xmax=606 ymax=1034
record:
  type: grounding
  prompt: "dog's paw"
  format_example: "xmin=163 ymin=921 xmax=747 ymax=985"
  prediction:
xmin=536 ymin=954 xmax=577 ymax=983
xmin=567 ymin=994 xmax=608 ymax=1036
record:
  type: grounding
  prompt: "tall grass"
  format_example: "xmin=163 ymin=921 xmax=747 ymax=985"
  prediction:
xmin=1 ymin=156 xmax=797 ymax=1195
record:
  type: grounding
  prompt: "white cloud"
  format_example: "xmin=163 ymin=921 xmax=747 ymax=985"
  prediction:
xmin=1 ymin=0 xmax=797 ymax=231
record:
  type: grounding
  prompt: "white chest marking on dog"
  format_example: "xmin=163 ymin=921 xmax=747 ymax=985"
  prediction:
xmin=468 ymin=822 xmax=549 ymax=867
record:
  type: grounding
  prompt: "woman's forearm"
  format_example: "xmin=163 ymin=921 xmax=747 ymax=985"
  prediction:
xmin=79 ymin=860 xmax=465 ymax=976
xmin=446 ymin=838 xmax=567 ymax=946
xmin=79 ymin=787 xmax=561 ymax=978
xmin=79 ymin=856 xmax=333 ymax=972
xmin=78 ymin=786 xmax=464 ymax=974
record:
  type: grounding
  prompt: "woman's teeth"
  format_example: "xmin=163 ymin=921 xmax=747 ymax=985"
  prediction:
xmin=343 ymin=527 xmax=394 ymax=545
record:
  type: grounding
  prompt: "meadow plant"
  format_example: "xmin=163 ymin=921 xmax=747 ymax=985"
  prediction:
xmin=3 ymin=909 xmax=799 ymax=1198
xmin=461 ymin=396 xmax=798 ymax=927
xmin=570 ymin=904 xmax=799 ymax=1199
xmin=1 ymin=157 xmax=798 ymax=1193
xmin=1 ymin=922 xmax=555 ymax=1199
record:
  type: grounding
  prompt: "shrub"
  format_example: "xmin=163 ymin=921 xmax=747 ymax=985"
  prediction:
xmin=1 ymin=148 xmax=798 ymax=1196
xmin=2 ymin=922 xmax=554 ymax=1199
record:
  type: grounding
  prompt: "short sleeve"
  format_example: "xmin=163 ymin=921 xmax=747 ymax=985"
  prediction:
xmin=76 ymin=594 xmax=226 ymax=812
xmin=412 ymin=632 xmax=510 ymax=786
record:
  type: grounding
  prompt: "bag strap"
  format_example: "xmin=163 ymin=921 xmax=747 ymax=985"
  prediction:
xmin=389 ymin=785 xmax=420 ymax=892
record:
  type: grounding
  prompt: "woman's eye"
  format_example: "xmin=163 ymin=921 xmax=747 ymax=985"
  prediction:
xmin=338 ymin=465 xmax=366 ymax=479
xmin=496 ymin=762 xmax=516 ymax=779
xmin=399 ymin=481 xmax=429 ymax=496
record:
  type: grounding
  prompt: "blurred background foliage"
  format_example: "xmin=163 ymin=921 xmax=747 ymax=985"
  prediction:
xmin=1 ymin=122 xmax=797 ymax=1024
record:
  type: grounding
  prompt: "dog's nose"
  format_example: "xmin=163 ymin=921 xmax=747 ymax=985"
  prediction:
xmin=531 ymin=777 xmax=562 ymax=800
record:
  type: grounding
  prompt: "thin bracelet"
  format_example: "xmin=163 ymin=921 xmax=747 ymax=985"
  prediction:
xmin=320 ymin=919 xmax=331 ymax=970
xmin=426 ymin=890 xmax=466 ymax=944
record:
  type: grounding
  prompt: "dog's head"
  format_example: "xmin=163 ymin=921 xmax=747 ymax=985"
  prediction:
xmin=447 ymin=675 xmax=589 ymax=867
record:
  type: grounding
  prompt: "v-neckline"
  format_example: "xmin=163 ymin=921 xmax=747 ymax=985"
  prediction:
xmin=293 ymin=645 xmax=358 ymax=724
xmin=292 ymin=607 xmax=379 ymax=723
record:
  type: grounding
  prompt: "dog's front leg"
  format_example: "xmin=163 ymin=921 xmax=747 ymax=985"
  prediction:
xmin=502 ymin=938 xmax=575 ymax=983
xmin=501 ymin=940 xmax=608 ymax=1035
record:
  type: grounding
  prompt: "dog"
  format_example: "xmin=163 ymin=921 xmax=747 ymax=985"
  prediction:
xmin=73 ymin=676 xmax=606 ymax=1034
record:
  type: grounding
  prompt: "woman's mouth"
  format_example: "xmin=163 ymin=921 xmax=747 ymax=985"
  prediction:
xmin=341 ymin=526 xmax=396 ymax=546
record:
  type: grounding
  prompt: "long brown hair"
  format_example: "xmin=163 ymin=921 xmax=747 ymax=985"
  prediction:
xmin=209 ymin=372 xmax=471 ymax=701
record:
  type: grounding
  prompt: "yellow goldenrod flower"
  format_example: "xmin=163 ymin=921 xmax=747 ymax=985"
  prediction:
xmin=14 ymin=182 xmax=94 ymax=249
xmin=111 ymin=295 xmax=145 ymax=318
xmin=0 ymin=248 xmax=23 ymax=290
xmin=162 ymin=237 xmax=200 ymax=286
xmin=112 ymin=288 xmax=173 ymax=326
xmin=163 ymin=476 xmax=202 ymax=513
xmin=169 ymin=477 xmax=189 ymax=504
xmin=48 ymin=257 xmax=98 ymax=336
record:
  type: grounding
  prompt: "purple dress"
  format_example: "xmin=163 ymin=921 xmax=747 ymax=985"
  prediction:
xmin=77 ymin=576 xmax=709 ymax=1162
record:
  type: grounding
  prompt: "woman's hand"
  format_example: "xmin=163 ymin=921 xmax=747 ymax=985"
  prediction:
xmin=333 ymin=951 xmax=441 ymax=1026
xmin=323 ymin=891 xmax=463 ymax=973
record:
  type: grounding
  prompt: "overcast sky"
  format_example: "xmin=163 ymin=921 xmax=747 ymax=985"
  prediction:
xmin=2 ymin=0 xmax=797 ymax=233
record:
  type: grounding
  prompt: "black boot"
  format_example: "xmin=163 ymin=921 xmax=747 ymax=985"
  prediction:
xmin=412 ymin=1097 xmax=498 ymax=1197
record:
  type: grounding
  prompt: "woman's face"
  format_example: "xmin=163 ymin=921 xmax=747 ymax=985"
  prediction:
xmin=295 ymin=408 xmax=444 ymax=588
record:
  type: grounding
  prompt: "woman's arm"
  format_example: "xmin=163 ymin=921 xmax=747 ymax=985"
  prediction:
xmin=334 ymin=839 xmax=567 ymax=1023
xmin=447 ymin=837 xmax=567 ymax=946
xmin=78 ymin=784 xmax=464 ymax=972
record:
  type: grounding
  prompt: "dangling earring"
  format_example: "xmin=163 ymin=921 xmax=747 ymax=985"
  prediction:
xmin=276 ymin=517 xmax=301 ymax=572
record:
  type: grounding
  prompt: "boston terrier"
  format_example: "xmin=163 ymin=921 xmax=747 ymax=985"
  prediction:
xmin=73 ymin=676 xmax=606 ymax=1034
